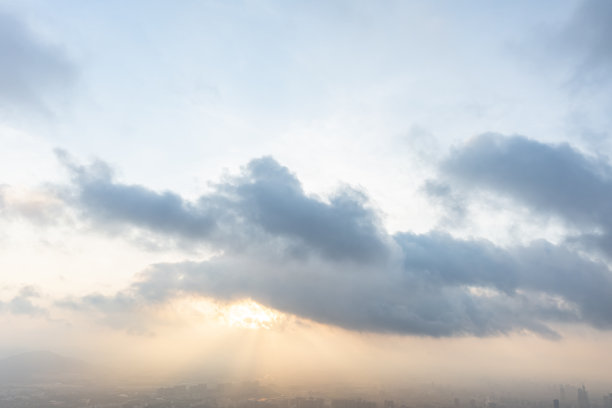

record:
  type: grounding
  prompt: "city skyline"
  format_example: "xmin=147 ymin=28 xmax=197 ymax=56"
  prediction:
xmin=1 ymin=0 xmax=612 ymax=388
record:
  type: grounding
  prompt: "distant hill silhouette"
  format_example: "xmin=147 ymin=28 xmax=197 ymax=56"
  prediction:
xmin=0 ymin=350 xmax=93 ymax=385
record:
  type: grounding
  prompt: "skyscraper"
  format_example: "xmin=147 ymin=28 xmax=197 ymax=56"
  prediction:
xmin=578 ymin=385 xmax=590 ymax=408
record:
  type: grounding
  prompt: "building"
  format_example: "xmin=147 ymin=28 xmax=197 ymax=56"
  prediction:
xmin=578 ymin=385 xmax=590 ymax=408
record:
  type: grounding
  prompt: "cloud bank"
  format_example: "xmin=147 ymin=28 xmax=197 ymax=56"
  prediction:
xmin=54 ymin=141 xmax=612 ymax=339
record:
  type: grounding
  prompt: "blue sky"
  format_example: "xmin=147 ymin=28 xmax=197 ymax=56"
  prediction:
xmin=1 ymin=0 xmax=612 ymax=385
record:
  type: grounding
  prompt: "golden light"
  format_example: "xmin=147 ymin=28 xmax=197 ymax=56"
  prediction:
xmin=221 ymin=299 xmax=282 ymax=330
xmin=170 ymin=297 xmax=288 ymax=331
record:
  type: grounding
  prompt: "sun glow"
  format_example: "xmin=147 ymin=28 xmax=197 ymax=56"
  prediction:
xmin=221 ymin=300 xmax=283 ymax=330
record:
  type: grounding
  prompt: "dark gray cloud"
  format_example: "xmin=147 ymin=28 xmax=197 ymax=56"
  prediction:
xmin=224 ymin=157 xmax=390 ymax=262
xmin=0 ymin=10 xmax=75 ymax=114
xmin=58 ymin=151 xmax=389 ymax=263
xmin=440 ymin=133 xmax=612 ymax=255
xmin=56 ymin=149 xmax=217 ymax=241
xmin=55 ymin=151 xmax=612 ymax=338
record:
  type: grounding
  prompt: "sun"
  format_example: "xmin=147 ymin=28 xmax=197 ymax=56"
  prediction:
xmin=221 ymin=300 xmax=282 ymax=330
xmin=177 ymin=297 xmax=286 ymax=330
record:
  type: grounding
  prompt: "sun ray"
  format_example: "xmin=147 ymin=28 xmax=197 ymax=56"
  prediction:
xmin=221 ymin=299 xmax=283 ymax=330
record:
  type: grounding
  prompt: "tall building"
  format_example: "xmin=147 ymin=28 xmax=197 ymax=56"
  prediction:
xmin=554 ymin=399 xmax=560 ymax=408
xmin=578 ymin=385 xmax=590 ymax=408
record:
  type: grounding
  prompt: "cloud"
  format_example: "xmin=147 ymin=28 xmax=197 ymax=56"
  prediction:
xmin=439 ymin=133 xmax=612 ymax=255
xmin=0 ymin=10 xmax=75 ymax=114
xmin=56 ymin=149 xmax=217 ymax=242
xmin=55 ymin=152 xmax=612 ymax=338
xmin=61 ymin=231 xmax=612 ymax=339
xmin=421 ymin=180 xmax=467 ymax=227
xmin=0 ymin=286 xmax=47 ymax=317
xmin=58 ymin=151 xmax=389 ymax=263
xmin=556 ymin=0 xmax=612 ymax=88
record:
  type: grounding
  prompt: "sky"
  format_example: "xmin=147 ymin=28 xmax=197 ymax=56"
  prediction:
xmin=1 ymin=0 xmax=612 ymax=387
